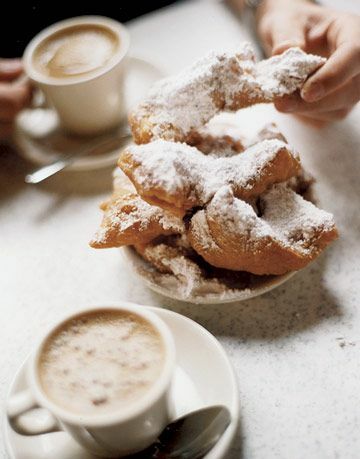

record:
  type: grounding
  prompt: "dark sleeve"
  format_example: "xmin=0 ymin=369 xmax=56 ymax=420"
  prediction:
xmin=1 ymin=1 xmax=178 ymax=57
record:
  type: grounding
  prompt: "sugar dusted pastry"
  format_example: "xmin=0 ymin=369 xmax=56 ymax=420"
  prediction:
xmin=252 ymin=122 xmax=287 ymax=144
xmin=90 ymin=170 xmax=184 ymax=249
xmin=189 ymin=121 xmax=287 ymax=157
xmin=134 ymin=236 xmax=196 ymax=275
xmin=90 ymin=193 xmax=184 ymax=248
xmin=129 ymin=44 xmax=325 ymax=144
xmin=91 ymin=115 xmax=338 ymax=278
xmin=188 ymin=126 xmax=245 ymax=156
xmin=188 ymin=185 xmax=338 ymax=275
xmin=133 ymin=238 xmax=212 ymax=298
xmin=118 ymin=138 xmax=301 ymax=216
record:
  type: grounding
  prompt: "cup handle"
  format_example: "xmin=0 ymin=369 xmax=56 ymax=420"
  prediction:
xmin=7 ymin=392 xmax=116 ymax=455
xmin=6 ymin=389 xmax=60 ymax=436
xmin=13 ymin=74 xmax=48 ymax=109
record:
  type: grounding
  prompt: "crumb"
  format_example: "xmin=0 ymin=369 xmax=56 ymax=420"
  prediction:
xmin=336 ymin=338 xmax=356 ymax=348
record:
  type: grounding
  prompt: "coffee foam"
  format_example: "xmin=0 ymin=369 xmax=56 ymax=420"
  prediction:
xmin=33 ymin=24 xmax=119 ymax=79
xmin=38 ymin=310 xmax=165 ymax=416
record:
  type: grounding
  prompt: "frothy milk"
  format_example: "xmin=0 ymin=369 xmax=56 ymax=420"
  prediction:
xmin=33 ymin=24 xmax=119 ymax=79
xmin=38 ymin=310 xmax=165 ymax=416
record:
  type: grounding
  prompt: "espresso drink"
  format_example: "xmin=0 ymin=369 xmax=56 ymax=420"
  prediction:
xmin=39 ymin=310 xmax=165 ymax=416
xmin=33 ymin=24 xmax=119 ymax=79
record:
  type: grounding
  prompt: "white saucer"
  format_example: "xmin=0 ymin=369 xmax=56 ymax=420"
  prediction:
xmin=12 ymin=58 xmax=164 ymax=171
xmin=3 ymin=306 xmax=239 ymax=459
xmin=122 ymin=246 xmax=296 ymax=304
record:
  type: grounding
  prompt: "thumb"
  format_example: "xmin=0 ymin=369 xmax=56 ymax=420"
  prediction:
xmin=0 ymin=59 xmax=24 ymax=81
xmin=269 ymin=14 xmax=307 ymax=55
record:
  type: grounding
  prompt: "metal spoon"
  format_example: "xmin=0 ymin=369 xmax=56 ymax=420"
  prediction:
xmin=24 ymin=128 xmax=131 ymax=184
xmin=127 ymin=405 xmax=231 ymax=459
xmin=9 ymin=405 xmax=231 ymax=458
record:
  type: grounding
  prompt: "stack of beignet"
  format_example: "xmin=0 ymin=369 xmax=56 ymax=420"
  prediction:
xmin=90 ymin=43 xmax=338 ymax=280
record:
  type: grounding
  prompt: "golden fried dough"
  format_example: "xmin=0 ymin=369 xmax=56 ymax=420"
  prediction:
xmin=90 ymin=192 xmax=184 ymax=248
xmin=118 ymin=138 xmax=301 ymax=216
xmin=129 ymin=45 xmax=325 ymax=144
xmin=188 ymin=185 xmax=338 ymax=275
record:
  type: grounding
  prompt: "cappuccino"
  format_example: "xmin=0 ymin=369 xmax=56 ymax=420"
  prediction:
xmin=33 ymin=24 xmax=119 ymax=79
xmin=38 ymin=309 xmax=165 ymax=416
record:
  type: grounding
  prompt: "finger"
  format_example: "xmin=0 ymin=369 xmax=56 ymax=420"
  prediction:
xmin=295 ymin=107 xmax=354 ymax=123
xmin=267 ymin=13 xmax=307 ymax=55
xmin=224 ymin=0 xmax=244 ymax=12
xmin=302 ymin=22 xmax=360 ymax=101
xmin=0 ymin=83 xmax=32 ymax=121
xmin=295 ymin=114 xmax=328 ymax=128
xmin=257 ymin=13 xmax=307 ymax=56
xmin=0 ymin=59 xmax=23 ymax=81
xmin=305 ymin=17 xmax=333 ymax=57
xmin=0 ymin=122 xmax=14 ymax=140
xmin=275 ymin=77 xmax=360 ymax=113
xmin=307 ymin=18 xmax=332 ymax=46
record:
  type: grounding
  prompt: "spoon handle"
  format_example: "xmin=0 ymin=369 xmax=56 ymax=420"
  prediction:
xmin=25 ymin=132 xmax=131 ymax=184
xmin=126 ymin=406 xmax=231 ymax=459
xmin=25 ymin=158 xmax=77 ymax=184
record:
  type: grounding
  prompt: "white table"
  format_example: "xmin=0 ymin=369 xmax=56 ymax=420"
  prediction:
xmin=1 ymin=1 xmax=360 ymax=458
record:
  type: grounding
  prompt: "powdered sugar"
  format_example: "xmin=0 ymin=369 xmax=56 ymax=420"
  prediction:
xmin=91 ymin=167 xmax=184 ymax=247
xmin=112 ymin=167 xmax=136 ymax=193
xmin=136 ymin=43 xmax=256 ymax=138
xmin=206 ymin=184 xmax=336 ymax=255
xmin=190 ymin=209 xmax=220 ymax=252
xmin=208 ymin=185 xmax=265 ymax=236
xmin=124 ymin=138 xmax=299 ymax=206
xmin=91 ymin=192 xmax=184 ymax=247
xmin=260 ymin=183 xmax=336 ymax=249
xmin=127 ymin=241 xmax=288 ymax=302
xmin=132 ymin=43 xmax=325 ymax=141
xmin=140 ymin=242 xmax=203 ymax=297
xmin=133 ymin=241 xmax=241 ymax=300
xmin=256 ymin=48 xmax=326 ymax=98
xmin=192 ymin=120 xmax=286 ymax=157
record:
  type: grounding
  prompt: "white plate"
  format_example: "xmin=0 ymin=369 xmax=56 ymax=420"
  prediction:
xmin=122 ymin=246 xmax=296 ymax=304
xmin=12 ymin=58 xmax=164 ymax=171
xmin=3 ymin=306 xmax=239 ymax=459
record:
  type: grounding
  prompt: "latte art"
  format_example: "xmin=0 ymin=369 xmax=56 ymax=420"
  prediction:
xmin=33 ymin=24 xmax=119 ymax=78
xmin=38 ymin=310 xmax=165 ymax=416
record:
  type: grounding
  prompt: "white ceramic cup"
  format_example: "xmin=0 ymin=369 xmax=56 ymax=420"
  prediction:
xmin=23 ymin=16 xmax=131 ymax=136
xmin=6 ymin=302 xmax=176 ymax=457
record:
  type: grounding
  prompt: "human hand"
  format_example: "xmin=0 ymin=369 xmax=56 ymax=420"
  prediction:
xmin=256 ymin=0 xmax=360 ymax=125
xmin=0 ymin=58 xmax=32 ymax=141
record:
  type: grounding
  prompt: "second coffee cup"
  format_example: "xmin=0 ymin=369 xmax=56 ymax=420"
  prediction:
xmin=7 ymin=302 xmax=176 ymax=457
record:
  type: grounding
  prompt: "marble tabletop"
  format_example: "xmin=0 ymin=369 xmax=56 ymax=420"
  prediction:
xmin=1 ymin=1 xmax=360 ymax=458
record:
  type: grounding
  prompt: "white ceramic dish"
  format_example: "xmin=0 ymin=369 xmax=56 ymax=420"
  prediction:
xmin=12 ymin=58 xmax=164 ymax=171
xmin=122 ymin=246 xmax=296 ymax=304
xmin=3 ymin=306 xmax=239 ymax=459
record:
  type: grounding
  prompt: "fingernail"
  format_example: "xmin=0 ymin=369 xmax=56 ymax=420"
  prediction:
xmin=301 ymin=82 xmax=324 ymax=102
